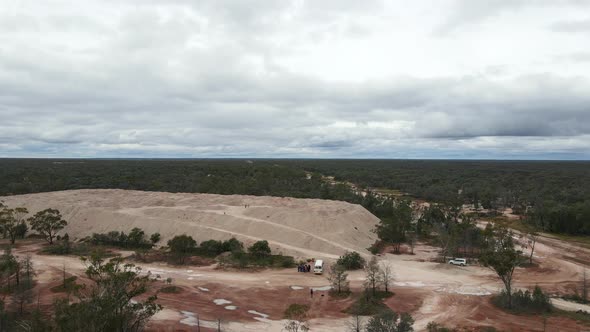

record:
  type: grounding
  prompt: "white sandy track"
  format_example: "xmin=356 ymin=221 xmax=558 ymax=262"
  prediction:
xmin=1 ymin=189 xmax=379 ymax=259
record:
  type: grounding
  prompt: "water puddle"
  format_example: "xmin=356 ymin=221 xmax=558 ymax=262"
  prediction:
xmin=248 ymin=310 xmax=269 ymax=318
xmin=213 ymin=299 xmax=232 ymax=305
xmin=290 ymin=286 xmax=304 ymax=290
xmin=179 ymin=311 xmax=217 ymax=328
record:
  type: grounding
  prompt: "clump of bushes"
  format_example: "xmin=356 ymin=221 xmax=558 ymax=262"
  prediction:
xmin=223 ymin=251 xmax=295 ymax=269
xmin=164 ymin=236 xmax=295 ymax=268
xmin=337 ymin=251 xmax=365 ymax=270
xmin=197 ymin=238 xmax=244 ymax=257
xmin=493 ymin=286 xmax=551 ymax=313
xmin=90 ymin=228 xmax=157 ymax=249
xmin=43 ymin=234 xmax=116 ymax=257
xmin=219 ymin=240 xmax=295 ymax=269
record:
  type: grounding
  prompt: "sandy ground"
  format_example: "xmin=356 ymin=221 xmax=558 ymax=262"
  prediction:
xmin=3 ymin=190 xmax=590 ymax=331
xmin=1 ymin=189 xmax=379 ymax=259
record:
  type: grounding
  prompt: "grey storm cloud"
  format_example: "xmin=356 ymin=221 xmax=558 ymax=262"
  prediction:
xmin=0 ymin=0 xmax=589 ymax=159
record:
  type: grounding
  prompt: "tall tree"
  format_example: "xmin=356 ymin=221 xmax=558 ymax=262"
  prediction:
xmin=167 ymin=235 xmax=197 ymax=264
xmin=364 ymin=257 xmax=382 ymax=296
xmin=526 ymin=231 xmax=539 ymax=264
xmin=28 ymin=208 xmax=67 ymax=244
xmin=328 ymin=263 xmax=349 ymax=294
xmin=479 ymin=226 xmax=524 ymax=309
xmin=380 ymin=262 xmax=394 ymax=293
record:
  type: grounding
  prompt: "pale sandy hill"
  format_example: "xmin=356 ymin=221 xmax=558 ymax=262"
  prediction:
xmin=1 ymin=189 xmax=379 ymax=259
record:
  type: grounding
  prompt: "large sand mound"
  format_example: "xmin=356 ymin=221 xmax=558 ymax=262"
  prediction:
xmin=2 ymin=189 xmax=379 ymax=258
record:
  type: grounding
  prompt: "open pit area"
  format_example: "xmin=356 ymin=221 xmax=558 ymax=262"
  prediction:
xmin=3 ymin=189 xmax=590 ymax=331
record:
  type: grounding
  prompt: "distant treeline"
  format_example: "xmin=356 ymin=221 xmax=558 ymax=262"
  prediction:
xmin=0 ymin=159 xmax=334 ymax=198
xmin=1 ymin=158 xmax=589 ymax=235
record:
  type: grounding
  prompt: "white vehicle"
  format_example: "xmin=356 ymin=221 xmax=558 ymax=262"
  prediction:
xmin=448 ymin=258 xmax=467 ymax=266
xmin=313 ymin=260 xmax=324 ymax=274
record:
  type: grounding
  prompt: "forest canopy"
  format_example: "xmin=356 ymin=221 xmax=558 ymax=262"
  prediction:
xmin=1 ymin=158 xmax=589 ymax=235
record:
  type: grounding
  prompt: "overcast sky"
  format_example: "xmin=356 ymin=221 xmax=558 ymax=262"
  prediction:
xmin=1 ymin=0 xmax=590 ymax=159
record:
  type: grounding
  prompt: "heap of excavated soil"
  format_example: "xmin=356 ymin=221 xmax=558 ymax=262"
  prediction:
xmin=2 ymin=189 xmax=379 ymax=258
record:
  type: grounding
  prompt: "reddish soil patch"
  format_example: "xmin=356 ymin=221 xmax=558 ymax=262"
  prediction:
xmin=152 ymin=283 xmax=353 ymax=323
xmin=437 ymin=294 xmax=588 ymax=331
xmin=384 ymin=287 xmax=429 ymax=314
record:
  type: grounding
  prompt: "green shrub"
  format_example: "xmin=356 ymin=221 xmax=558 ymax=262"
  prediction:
xmin=200 ymin=240 xmax=224 ymax=256
xmin=221 ymin=251 xmax=295 ymax=269
xmin=195 ymin=237 xmax=245 ymax=257
xmin=167 ymin=235 xmax=197 ymax=264
xmin=248 ymin=240 xmax=271 ymax=257
xmin=337 ymin=251 xmax=366 ymax=270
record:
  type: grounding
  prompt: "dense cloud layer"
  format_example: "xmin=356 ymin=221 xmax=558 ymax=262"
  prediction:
xmin=1 ymin=0 xmax=589 ymax=159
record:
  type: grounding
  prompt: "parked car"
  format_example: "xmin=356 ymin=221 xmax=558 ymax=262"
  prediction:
xmin=314 ymin=259 xmax=324 ymax=274
xmin=448 ymin=258 xmax=467 ymax=266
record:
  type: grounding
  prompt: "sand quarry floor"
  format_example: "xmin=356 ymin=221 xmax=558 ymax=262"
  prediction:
xmin=3 ymin=189 xmax=590 ymax=331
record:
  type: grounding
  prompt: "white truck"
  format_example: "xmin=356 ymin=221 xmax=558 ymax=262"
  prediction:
xmin=313 ymin=260 xmax=324 ymax=274
xmin=448 ymin=258 xmax=467 ymax=266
